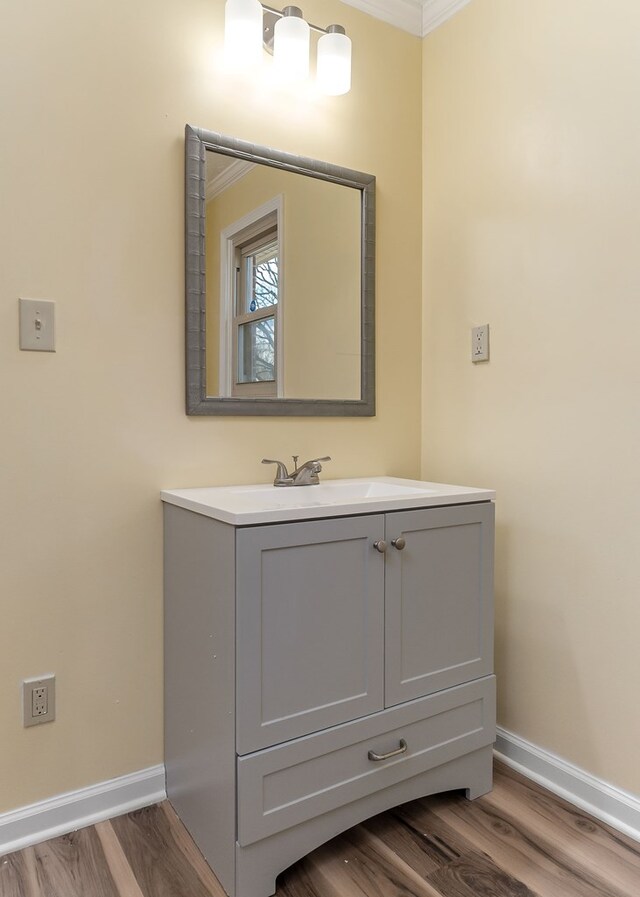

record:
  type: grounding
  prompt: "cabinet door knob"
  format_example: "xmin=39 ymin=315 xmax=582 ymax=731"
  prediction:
xmin=391 ymin=537 xmax=406 ymax=551
xmin=368 ymin=738 xmax=408 ymax=762
xmin=373 ymin=540 xmax=387 ymax=553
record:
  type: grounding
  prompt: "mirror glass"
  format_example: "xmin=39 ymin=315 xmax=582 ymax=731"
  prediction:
xmin=185 ymin=127 xmax=375 ymax=416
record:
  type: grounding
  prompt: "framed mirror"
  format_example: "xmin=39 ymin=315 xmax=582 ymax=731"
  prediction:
xmin=185 ymin=125 xmax=375 ymax=416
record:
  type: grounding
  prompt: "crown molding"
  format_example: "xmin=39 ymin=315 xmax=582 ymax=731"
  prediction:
xmin=339 ymin=0 xmax=471 ymax=37
xmin=206 ymin=159 xmax=255 ymax=202
xmin=340 ymin=0 xmax=424 ymax=37
xmin=421 ymin=0 xmax=471 ymax=36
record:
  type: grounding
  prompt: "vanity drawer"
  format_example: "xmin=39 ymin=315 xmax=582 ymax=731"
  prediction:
xmin=237 ymin=675 xmax=495 ymax=846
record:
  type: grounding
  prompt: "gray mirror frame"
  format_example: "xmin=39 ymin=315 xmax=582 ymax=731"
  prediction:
xmin=185 ymin=125 xmax=376 ymax=416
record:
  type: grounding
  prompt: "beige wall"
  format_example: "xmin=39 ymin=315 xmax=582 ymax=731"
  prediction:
xmin=422 ymin=0 xmax=640 ymax=794
xmin=0 ymin=0 xmax=422 ymax=813
xmin=283 ymin=174 xmax=361 ymax=400
xmin=9 ymin=0 xmax=633 ymax=819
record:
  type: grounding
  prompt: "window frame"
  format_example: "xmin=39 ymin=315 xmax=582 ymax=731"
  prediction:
xmin=218 ymin=197 xmax=284 ymax=398
xmin=233 ymin=224 xmax=279 ymax=397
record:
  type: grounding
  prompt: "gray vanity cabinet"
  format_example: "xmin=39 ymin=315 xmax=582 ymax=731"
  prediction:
xmin=236 ymin=515 xmax=386 ymax=754
xmin=164 ymin=498 xmax=496 ymax=897
xmin=236 ymin=503 xmax=494 ymax=754
xmin=384 ymin=502 xmax=494 ymax=706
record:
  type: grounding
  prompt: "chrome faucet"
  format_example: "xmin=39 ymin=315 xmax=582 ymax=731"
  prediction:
xmin=262 ymin=455 xmax=331 ymax=487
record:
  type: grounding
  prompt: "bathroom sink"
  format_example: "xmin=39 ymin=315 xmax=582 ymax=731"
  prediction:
xmin=161 ymin=477 xmax=495 ymax=525
xmin=233 ymin=480 xmax=433 ymax=500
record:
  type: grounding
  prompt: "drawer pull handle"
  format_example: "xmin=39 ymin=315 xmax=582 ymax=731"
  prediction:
xmin=368 ymin=738 xmax=408 ymax=762
xmin=373 ymin=540 xmax=387 ymax=553
xmin=391 ymin=537 xmax=406 ymax=551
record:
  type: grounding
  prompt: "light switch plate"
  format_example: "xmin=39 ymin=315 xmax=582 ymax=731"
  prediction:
xmin=19 ymin=298 xmax=56 ymax=351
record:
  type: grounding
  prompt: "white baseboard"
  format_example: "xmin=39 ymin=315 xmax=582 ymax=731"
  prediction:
xmin=0 ymin=764 xmax=166 ymax=856
xmin=3 ymin=737 xmax=639 ymax=857
xmin=494 ymin=727 xmax=640 ymax=842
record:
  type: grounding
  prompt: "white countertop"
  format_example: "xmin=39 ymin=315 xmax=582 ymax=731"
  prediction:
xmin=160 ymin=477 xmax=495 ymax=526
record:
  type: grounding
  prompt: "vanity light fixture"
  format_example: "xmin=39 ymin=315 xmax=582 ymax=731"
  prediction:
xmin=224 ymin=0 xmax=264 ymax=68
xmin=224 ymin=0 xmax=352 ymax=95
xmin=273 ymin=6 xmax=310 ymax=81
xmin=316 ymin=24 xmax=351 ymax=96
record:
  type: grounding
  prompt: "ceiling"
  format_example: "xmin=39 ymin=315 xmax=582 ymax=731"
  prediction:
xmin=340 ymin=0 xmax=471 ymax=37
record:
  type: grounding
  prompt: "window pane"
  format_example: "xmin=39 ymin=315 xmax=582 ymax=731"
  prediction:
xmin=241 ymin=239 xmax=278 ymax=314
xmin=237 ymin=317 xmax=275 ymax=383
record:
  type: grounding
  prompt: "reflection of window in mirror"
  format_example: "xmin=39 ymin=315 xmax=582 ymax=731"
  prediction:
xmin=233 ymin=221 xmax=279 ymax=397
xmin=219 ymin=197 xmax=283 ymax=398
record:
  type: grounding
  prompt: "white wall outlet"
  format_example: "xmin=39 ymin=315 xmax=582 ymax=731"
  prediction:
xmin=19 ymin=298 xmax=56 ymax=352
xmin=471 ymin=324 xmax=490 ymax=363
xmin=23 ymin=675 xmax=56 ymax=727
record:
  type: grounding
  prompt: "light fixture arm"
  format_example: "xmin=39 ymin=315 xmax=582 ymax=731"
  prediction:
xmin=262 ymin=3 xmax=337 ymax=37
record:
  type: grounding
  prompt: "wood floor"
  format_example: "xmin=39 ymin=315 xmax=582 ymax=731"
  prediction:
xmin=2 ymin=762 xmax=639 ymax=897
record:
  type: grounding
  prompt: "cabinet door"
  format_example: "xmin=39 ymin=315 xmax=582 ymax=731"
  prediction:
xmin=385 ymin=502 xmax=494 ymax=707
xmin=236 ymin=515 xmax=385 ymax=754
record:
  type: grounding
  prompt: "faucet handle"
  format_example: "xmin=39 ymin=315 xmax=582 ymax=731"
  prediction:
xmin=307 ymin=457 xmax=331 ymax=470
xmin=262 ymin=458 xmax=291 ymax=485
xmin=262 ymin=458 xmax=289 ymax=469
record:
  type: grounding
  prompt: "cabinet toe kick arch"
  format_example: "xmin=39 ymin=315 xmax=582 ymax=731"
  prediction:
xmin=237 ymin=676 xmax=495 ymax=847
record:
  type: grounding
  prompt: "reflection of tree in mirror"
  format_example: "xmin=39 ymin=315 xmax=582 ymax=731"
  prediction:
xmin=252 ymin=317 xmax=275 ymax=381
xmin=239 ymin=317 xmax=275 ymax=383
xmin=253 ymin=248 xmax=278 ymax=310
xmin=244 ymin=246 xmax=277 ymax=381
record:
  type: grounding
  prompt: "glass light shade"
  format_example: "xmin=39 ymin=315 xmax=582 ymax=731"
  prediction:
xmin=317 ymin=28 xmax=352 ymax=96
xmin=224 ymin=0 xmax=264 ymax=69
xmin=273 ymin=10 xmax=310 ymax=81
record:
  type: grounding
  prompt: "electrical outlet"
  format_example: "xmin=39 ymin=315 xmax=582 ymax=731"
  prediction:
xmin=471 ymin=324 xmax=490 ymax=363
xmin=32 ymin=686 xmax=48 ymax=717
xmin=23 ymin=675 xmax=56 ymax=727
